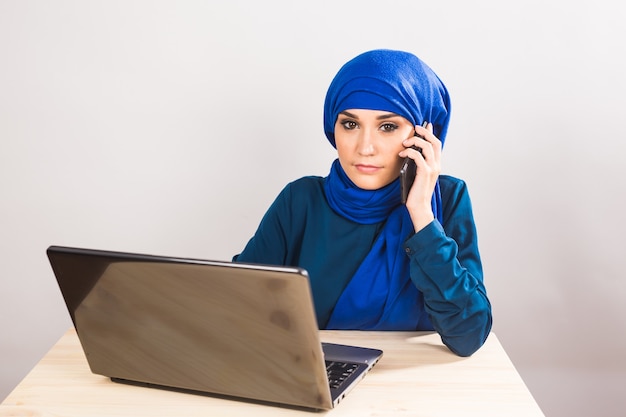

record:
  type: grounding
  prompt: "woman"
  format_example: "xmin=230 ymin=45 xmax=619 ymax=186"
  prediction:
xmin=234 ymin=49 xmax=492 ymax=357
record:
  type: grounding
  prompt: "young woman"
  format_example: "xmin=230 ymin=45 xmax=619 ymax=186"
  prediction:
xmin=234 ymin=49 xmax=492 ymax=356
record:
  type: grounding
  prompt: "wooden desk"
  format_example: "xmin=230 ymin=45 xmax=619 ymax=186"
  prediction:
xmin=1 ymin=329 xmax=544 ymax=416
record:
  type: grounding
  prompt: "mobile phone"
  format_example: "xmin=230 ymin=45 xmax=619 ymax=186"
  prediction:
xmin=400 ymin=121 xmax=428 ymax=204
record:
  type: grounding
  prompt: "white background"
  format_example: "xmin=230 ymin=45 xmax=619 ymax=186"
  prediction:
xmin=1 ymin=1 xmax=625 ymax=416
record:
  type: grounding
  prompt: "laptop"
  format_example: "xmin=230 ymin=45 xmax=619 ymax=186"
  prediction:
xmin=46 ymin=245 xmax=382 ymax=410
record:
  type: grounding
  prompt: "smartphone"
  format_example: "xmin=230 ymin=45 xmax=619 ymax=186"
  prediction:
xmin=400 ymin=121 xmax=428 ymax=204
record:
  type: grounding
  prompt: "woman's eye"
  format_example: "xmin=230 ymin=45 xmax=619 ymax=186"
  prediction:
xmin=380 ymin=123 xmax=398 ymax=132
xmin=341 ymin=120 xmax=358 ymax=130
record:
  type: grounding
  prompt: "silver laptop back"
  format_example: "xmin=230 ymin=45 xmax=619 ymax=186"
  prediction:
xmin=47 ymin=246 xmax=335 ymax=409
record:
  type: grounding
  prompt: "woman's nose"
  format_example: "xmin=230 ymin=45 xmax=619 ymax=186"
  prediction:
xmin=357 ymin=130 xmax=375 ymax=155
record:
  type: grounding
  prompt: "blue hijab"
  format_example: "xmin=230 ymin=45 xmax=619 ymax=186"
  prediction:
xmin=323 ymin=49 xmax=451 ymax=330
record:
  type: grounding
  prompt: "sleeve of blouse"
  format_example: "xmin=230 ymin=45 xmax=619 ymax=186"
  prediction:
xmin=232 ymin=183 xmax=294 ymax=265
xmin=404 ymin=178 xmax=492 ymax=357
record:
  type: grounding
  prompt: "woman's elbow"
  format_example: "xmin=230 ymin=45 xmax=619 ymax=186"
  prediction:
xmin=442 ymin=312 xmax=493 ymax=357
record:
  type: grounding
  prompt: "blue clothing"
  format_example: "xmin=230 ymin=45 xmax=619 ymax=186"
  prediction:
xmin=234 ymin=174 xmax=492 ymax=357
xmin=322 ymin=159 xmax=434 ymax=331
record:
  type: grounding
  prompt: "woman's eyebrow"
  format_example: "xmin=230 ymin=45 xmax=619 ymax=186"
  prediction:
xmin=338 ymin=111 xmax=400 ymax=120
xmin=339 ymin=110 xmax=358 ymax=119
xmin=376 ymin=112 xmax=400 ymax=120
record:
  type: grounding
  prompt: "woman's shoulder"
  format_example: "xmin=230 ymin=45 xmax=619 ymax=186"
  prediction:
xmin=439 ymin=174 xmax=469 ymax=197
xmin=283 ymin=176 xmax=326 ymax=195
xmin=438 ymin=175 xmax=476 ymax=225
xmin=277 ymin=176 xmax=327 ymax=206
xmin=289 ymin=175 xmax=325 ymax=187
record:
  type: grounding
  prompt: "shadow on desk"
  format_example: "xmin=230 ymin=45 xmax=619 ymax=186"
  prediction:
xmin=324 ymin=331 xmax=468 ymax=372
xmin=110 ymin=376 xmax=327 ymax=413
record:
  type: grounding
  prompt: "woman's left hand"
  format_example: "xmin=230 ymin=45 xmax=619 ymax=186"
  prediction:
xmin=398 ymin=122 xmax=442 ymax=232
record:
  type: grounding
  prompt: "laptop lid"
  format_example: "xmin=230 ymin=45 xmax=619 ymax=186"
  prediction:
xmin=46 ymin=246 xmax=382 ymax=410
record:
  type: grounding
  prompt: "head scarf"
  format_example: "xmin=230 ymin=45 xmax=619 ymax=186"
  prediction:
xmin=323 ymin=49 xmax=451 ymax=149
xmin=322 ymin=49 xmax=451 ymax=330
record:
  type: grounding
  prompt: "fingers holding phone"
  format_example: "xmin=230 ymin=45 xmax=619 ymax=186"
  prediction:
xmin=400 ymin=122 xmax=427 ymax=203
xmin=399 ymin=122 xmax=441 ymax=207
xmin=409 ymin=122 xmax=440 ymax=162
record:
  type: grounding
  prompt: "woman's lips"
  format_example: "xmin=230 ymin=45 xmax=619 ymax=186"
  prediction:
xmin=355 ymin=164 xmax=381 ymax=174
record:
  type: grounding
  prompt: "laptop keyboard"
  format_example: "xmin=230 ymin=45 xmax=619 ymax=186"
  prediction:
xmin=325 ymin=361 xmax=359 ymax=390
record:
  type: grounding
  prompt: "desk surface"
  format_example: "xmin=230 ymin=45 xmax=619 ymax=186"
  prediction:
xmin=1 ymin=329 xmax=544 ymax=417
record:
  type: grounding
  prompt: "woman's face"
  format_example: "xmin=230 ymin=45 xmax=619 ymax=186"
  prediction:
xmin=334 ymin=109 xmax=414 ymax=190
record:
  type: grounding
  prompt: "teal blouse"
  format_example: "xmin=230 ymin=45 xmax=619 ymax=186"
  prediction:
xmin=234 ymin=175 xmax=492 ymax=356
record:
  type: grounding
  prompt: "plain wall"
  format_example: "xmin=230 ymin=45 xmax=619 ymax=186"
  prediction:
xmin=2 ymin=1 xmax=625 ymax=416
